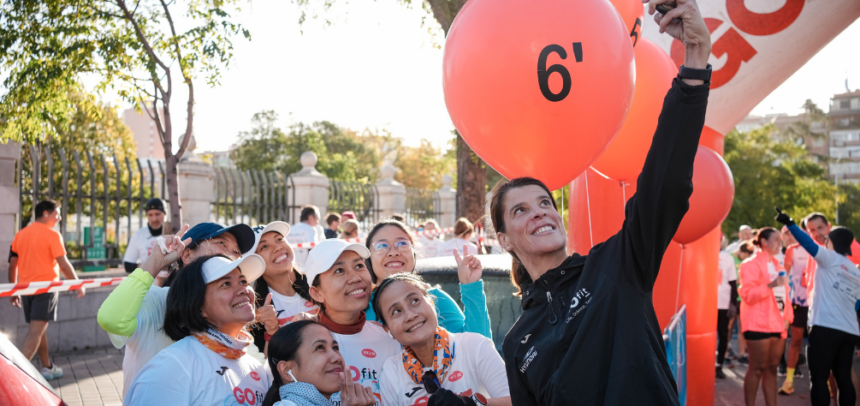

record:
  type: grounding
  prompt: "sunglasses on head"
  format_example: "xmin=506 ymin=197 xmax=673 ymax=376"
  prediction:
xmin=422 ymin=370 xmax=440 ymax=394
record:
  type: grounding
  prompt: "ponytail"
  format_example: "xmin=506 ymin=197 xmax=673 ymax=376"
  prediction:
xmin=509 ymin=251 xmax=533 ymax=297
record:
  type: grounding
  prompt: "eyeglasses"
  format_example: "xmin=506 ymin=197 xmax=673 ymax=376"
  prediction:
xmin=372 ymin=240 xmax=412 ymax=254
xmin=421 ymin=370 xmax=440 ymax=394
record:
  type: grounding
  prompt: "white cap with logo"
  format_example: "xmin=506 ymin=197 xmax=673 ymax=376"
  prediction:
xmin=250 ymin=221 xmax=292 ymax=253
xmin=303 ymin=239 xmax=371 ymax=285
xmin=202 ymin=254 xmax=266 ymax=284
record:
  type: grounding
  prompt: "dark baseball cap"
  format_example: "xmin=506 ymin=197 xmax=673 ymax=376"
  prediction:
xmin=184 ymin=222 xmax=256 ymax=255
xmin=144 ymin=198 xmax=166 ymax=214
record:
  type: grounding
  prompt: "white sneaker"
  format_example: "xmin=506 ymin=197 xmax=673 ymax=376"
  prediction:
xmin=40 ymin=364 xmax=63 ymax=380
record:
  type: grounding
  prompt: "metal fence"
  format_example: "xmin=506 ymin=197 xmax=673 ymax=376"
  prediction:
xmin=328 ymin=180 xmax=380 ymax=231
xmin=211 ymin=168 xmax=297 ymax=226
xmin=404 ymin=187 xmax=442 ymax=229
xmin=19 ymin=144 xmax=166 ymax=268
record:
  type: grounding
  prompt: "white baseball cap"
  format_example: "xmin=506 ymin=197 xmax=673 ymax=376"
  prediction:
xmin=304 ymin=239 xmax=371 ymax=285
xmin=202 ymin=254 xmax=266 ymax=284
xmin=251 ymin=221 xmax=292 ymax=253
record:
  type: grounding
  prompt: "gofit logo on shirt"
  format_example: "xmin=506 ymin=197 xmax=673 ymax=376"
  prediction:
xmin=362 ymin=348 xmax=377 ymax=358
xmin=250 ymin=371 xmax=260 ymax=381
xmin=566 ymin=288 xmax=592 ymax=323
xmin=449 ymin=371 xmax=463 ymax=382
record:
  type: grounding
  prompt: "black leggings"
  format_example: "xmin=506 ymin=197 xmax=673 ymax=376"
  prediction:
xmin=717 ymin=309 xmax=729 ymax=365
xmin=808 ymin=325 xmax=859 ymax=406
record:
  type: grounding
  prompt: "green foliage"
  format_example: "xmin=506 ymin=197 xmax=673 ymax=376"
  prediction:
xmin=837 ymin=182 xmax=860 ymax=235
xmin=232 ymin=110 xmax=457 ymax=189
xmin=0 ymin=0 xmax=248 ymax=143
xmin=723 ymin=124 xmax=837 ymax=235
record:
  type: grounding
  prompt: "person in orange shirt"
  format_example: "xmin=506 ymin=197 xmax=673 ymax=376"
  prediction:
xmin=739 ymin=228 xmax=792 ymax=406
xmin=9 ymin=200 xmax=84 ymax=380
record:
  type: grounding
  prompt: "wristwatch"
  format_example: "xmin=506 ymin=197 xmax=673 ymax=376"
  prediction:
xmin=469 ymin=393 xmax=488 ymax=406
xmin=678 ymin=64 xmax=712 ymax=83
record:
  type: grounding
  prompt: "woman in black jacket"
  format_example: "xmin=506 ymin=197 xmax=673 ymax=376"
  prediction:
xmin=490 ymin=1 xmax=711 ymax=404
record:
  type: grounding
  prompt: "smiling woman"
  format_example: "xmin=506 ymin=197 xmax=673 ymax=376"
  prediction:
xmin=302 ymin=239 xmax=401 ymax=405
xmin=124 ymin=254 xmax=272 ymax=406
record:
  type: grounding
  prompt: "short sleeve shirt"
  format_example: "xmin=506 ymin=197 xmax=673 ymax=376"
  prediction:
xmin=717 ymin=251 xmax=737 ymax=310
xmin=11 ymin=222 xmax=66 ymax=283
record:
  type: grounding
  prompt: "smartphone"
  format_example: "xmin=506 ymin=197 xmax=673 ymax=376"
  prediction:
xmin=656 ymin=2 xmax=677 ymax=14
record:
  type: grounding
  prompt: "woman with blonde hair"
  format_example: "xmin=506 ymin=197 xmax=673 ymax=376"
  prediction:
xmin=340 ymin=219 xmax=360 ymax=240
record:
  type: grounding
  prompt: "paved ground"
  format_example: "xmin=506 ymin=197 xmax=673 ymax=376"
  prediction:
xmin=38 ymin=346 xmax=125 ymax=406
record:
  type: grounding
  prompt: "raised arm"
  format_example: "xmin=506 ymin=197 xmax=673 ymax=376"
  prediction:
xmin=615 ymin=0 xmax=712 ymax=287
xmin=776 ymin=208 xmax=818 ymax=257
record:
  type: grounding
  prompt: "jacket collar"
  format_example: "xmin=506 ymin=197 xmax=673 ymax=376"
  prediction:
xmin=520 ymin=254 xmax=586 ymax=310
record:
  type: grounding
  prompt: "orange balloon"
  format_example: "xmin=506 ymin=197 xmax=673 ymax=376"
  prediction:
xmin=591 ymin=39 xmax=678 ymax=181
xmin=673 ymin=147 xmax=734 ymax=244
xmin=443 ymin=0 xmax=635 ymax=190
xmin=608 ymin=0 xmax=645 ymax=46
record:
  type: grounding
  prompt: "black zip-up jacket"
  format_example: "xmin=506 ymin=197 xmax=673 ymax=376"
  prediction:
xmin=503 ymin=77 xmax=709 ymax=406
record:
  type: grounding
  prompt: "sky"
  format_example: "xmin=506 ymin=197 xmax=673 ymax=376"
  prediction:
xmin=99 ymin=0 xmax=860 ymax=153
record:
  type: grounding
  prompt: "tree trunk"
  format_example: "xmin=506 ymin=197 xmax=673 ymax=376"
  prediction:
xmin=165 ymin=150 xmax=183 ymax=228
xmin=456 ymin=135 xmax=486 ymax=223
xmin=427 ymin=0 xmax=487 ymax=224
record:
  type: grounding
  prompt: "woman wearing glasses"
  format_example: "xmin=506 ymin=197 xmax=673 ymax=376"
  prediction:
xmin=375 ymin=273 xmax=510 ymax=406
xmin=363 ymin=220 xmax=492 ymax=339
xmin=303 ymin=239 xmax=401 ymax=404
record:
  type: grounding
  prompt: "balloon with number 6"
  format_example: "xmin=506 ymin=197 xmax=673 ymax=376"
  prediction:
xmin=443 ymin=0 xmax=635 ymax=190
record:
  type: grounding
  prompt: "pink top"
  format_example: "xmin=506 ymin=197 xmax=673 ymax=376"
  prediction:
xmin=739 ymin=251 xmax=793 ymax=338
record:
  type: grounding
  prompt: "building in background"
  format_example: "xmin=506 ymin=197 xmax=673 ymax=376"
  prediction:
xmin=123 ymin=106 xmax=165 ymax=160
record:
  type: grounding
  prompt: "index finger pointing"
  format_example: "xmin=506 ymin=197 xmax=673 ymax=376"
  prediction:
xmin=264 ymin=293 xmax=272 ymax=307
xmin=452 ymin=247 xmax=462 ymax=264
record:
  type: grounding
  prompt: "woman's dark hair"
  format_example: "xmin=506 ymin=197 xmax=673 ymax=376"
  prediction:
xmin=250 ymin=233 xmax=314 ymax=351
xmin=489 ymin=177 xmax=557 ymax=297
xmin=829 ymin=226 xmax=855 ymax=257
xmin=737 ymin=240 xmax=754 ymax=257
xmin=370 ymin=273 xmax=431 ymax=326
xmin=163 ymin=255 xmax=223 ymax=341
xmin=750 ymin=227 xmax=779 ymax=251
xmin=453 ymin=217 xmax=474 ymax=239
xmin=364 ymin=220 xmax=418 ymax=284
xmin=261 ymin=320 xmax=326 ymax=406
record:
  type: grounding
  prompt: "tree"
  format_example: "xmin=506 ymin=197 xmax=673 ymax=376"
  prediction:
xmin=394 ymin=139 xmax=456 ymax=190
xmin=722 ymin=124 xmax=837 ymax=235
xmin=293 ymin=0 xmax=488 ymax=223
xmin=0 ymin=0 xmax=249 ymax=227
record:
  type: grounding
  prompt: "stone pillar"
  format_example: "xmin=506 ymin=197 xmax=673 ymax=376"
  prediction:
xmin=0 ymin=143 xmax=21 ymax=342
xmin=177 ymin=160 xmax=215 ymax=228
xmin=437 ymin=174 xmax=456 ymax=228
xmin=289 ymin=152 xmax=330 ymax=221
xmin=376 ymin=164 xmax=405 ymax=219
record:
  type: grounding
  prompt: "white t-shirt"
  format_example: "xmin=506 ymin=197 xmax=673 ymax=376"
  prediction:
xmin=269 ymin=288 xmax=319 ymax=325
xmin=329 ymin=321 xmax=400 ymax=406
xmin=717 ymin=251 xmax=738 ymax=310
xmin=288 ymin=222 xmax=324 ymax=268
xmin=438 ymin=238 xmax=478 ymax=257
xmin=122 ymin=226 xmax=160 ymax=265
xmin=380 ymin=332 xmax=509 ymax=406
xmin=417 ymin=236 xmax=442 ymax=259
xmin=808 ymin=248 xmax=860 ymax=336
xmin=768 ymin=261 xmax=787 ymax=316
xmin=788 ymin=245 xmax=810 ymax=306
xmin=108 ymin=286 xmax=174 ymax=397
xmin=126 ymin=335 xmax=271 ymax=406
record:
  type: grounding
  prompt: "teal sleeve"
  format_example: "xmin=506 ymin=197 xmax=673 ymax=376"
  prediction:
xmin=365 ymin=291 xmax=377 ymax=323
xmin=430 ymin=287 xmax=466 ymax=334
xmin=459 ymin=280 xmax=492 ymax=339
xmin=96 ymin=269 xmax=155 ymax=337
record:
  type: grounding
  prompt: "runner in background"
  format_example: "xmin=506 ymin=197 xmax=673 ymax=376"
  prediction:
xmin=716 ymin=235 xmax=738 ymax=379
xmin=374 ymin=274 xmax=511 ymax=406
xmin=325 ymin=213 xmax=341 ymax=240
xmin=303 ymin=239 xmax=400 ymax=404
xmin=123 ymin=198 xmax=171 ymax=273
xmin=10 ymin=200 xmax=85 ymax=380
xmin=727 ymin=225 xmax=754 ymax=254
xmin=780 ymin=225 xmax=810 ymax=395
xmin=288 ymin=205 xmax=324 ymax=268
xmin=251 ymin=221 xmax=319 ymax=353
xmin=416 ymin=219 xmax=442 ymax=258
xmin=778 ymin=209 xmax=860 ymax=406
xmin=363 ymin=220 xmax=492 ymax=339
xmin=125 ymin=254 xmax=271 ymax=406
xmin=739 ymin=228 xmax=792 ymax=406
xmin=438 ymin=218 xmax=479 ymax=257
xmin=340 ymin=219 xmax=360 ymax=240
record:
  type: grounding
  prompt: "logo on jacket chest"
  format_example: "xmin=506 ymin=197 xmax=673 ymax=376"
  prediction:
xmin=520 ymin=346 xmax=538 ymax=373
xmin=565 ymin=288 xmax=592 ymax=323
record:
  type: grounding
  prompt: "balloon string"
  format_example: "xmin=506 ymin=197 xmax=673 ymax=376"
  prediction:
xmin=621 ymin=181 xmax=626 ymax=211
xmin=584 ymin=170 xmax=594 ymax=249
xmin=675 ymin=244 xmax=684 ymax=312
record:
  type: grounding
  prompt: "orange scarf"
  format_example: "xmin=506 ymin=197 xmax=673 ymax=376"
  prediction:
xmin=194 ymin=328 xmax=252 ymax=360
xmin=402 ymin=327 xmax=455 ymax=385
